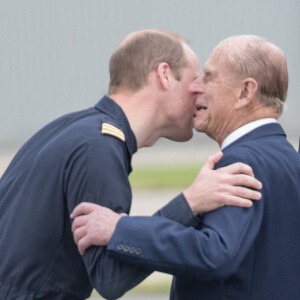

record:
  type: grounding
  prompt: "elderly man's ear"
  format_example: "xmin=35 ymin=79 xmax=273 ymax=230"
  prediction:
xmin=235 ymin=78 xmax=258 ymax=110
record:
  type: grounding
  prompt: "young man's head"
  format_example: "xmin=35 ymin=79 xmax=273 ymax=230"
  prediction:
xmin=108 ymin=29 xmax=202 ymax=143
xmin=108 ymin=29 xmax=188 ymax=95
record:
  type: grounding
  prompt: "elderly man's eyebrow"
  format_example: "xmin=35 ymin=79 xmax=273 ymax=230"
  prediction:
xmin=203 ymin=68 xmax=212 ymax=77
xmin=203 ymin=63 xmax=216 ymax=73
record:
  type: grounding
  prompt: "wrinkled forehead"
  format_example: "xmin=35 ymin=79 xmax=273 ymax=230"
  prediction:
xmin=203 ymin=47 xmax=225 ymax=73
xmin=207 ymin=37 xmax=244 ymax=63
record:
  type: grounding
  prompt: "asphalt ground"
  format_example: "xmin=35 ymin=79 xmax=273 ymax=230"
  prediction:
xmin=89 ymin=294 xmax=168 ymax=300
xmin=89 ymin=293 xmax=169 ymax=300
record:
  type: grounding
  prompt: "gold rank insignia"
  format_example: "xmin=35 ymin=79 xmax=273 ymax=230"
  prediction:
xmin=101 ymin=123 xmax=125 ymax=142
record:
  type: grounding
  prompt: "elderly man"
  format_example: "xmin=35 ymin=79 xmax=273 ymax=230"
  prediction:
xmin=0 ymin=30 xmax=261 ymax=300
xmin=72 ymin=35 xmax=300 ymax=299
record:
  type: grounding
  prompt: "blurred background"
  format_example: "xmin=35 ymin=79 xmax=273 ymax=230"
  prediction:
xmin=0 ymin=1 xmax=299 ymax=299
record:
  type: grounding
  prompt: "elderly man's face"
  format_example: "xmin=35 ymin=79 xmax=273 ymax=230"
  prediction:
xmin=193 ymin=48 xmax=239 ymax=143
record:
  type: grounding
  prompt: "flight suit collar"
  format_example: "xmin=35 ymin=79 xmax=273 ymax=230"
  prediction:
xmin=94 ymin=96 xmax=138 ymax=157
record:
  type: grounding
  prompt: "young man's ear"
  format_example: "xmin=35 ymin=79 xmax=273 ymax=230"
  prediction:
xmin=235 ymin=78 xmax=258 ymax=110
xmin=156 ymin=62 xmax=172 ymax=90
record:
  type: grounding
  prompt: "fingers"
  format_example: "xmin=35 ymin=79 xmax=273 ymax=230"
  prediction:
xmin=78 ymin=236 xmax=90 ymax=255
xmin=230 ymin=174 xmax=262 ymax=191
xmin=218 ymin=189 xmax=260 ymax=209
xmin=70 ymin=202 xmax=99 ymax=218
xmin=203 ymin=152 xmax=224 ymax=170
xmin=72 ymin=215 xmax=88 ymax=234
xmin=71 ymin=214 xmax=90 ymax=255
xmin=71 ymin=204 xmax=119 ymax=255
xmin=218 ymin=185 xmax=262 ymax=211
xmin=218 ymin=162 xmax=255 ymax=177
xmin=222 ymin=194 xmax=254 ymax=208
xmin=229 ymin=185 xmax=262 ymax=201
xmin=72 ymin=217 xmax=93 ymax=255
xmin=73 ymin=225 xmax=87 ymax=245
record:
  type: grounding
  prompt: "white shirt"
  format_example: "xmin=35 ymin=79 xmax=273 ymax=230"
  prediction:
xmin=221 ymin=118 xmax=277 ymax=150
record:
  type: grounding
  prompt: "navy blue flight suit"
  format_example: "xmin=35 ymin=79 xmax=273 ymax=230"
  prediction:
xmin=0 ymin=96 xmax=199 ymax=299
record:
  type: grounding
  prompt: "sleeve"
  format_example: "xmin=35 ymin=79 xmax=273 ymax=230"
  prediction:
xmin=106 ymin=153 xmax=265 ymax=281
xmin=154 ymin=193 xmax=201 ymax=228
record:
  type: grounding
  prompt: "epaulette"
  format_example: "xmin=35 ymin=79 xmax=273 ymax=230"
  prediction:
xmin=101 ymin=123 xmax=125 ymax=142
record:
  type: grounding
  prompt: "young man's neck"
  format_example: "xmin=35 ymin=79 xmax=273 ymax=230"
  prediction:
xmin=109 ymin=90 xmax=163 ymax=148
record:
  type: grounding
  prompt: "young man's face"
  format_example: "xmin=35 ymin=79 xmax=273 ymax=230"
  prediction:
xmin=165 ymin=45 xmax=202 ymax=142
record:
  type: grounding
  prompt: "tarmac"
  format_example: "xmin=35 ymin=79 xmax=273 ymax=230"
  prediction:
xmin=89 ymin=294 xmax=169 ymax=300
xmin=88 ymin=293 xmax=169 ymax=300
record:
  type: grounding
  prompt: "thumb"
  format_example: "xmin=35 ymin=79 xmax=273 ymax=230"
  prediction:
xmin=203 ymin=152 xmax=223 ymax=170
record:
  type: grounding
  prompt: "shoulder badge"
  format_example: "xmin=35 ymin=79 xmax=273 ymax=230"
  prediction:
xmin=101 ymin=123 xmax=125 ymax=142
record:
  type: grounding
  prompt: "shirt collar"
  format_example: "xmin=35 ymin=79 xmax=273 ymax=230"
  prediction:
xmin=94 ymin=95 xmax=137 ymax=157
xmin=221 ymin=118 xmax=278 ymax=150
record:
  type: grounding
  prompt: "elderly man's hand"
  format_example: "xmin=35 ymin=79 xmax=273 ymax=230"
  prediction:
xmin=71 ymin=203 xmax=126 ymax=255
xmin=183 ymin=152 xmax=262 ymax=215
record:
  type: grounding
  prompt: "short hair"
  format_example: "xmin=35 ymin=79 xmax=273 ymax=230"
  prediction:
xmin=220 ymin=35 xmax=288 ymax=115
xmin=108 ymin=29 xmax=188 ymax=95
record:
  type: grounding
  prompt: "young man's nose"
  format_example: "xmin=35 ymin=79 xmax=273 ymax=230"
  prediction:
xmin=189 ymin=77 xmax=204 ymax=94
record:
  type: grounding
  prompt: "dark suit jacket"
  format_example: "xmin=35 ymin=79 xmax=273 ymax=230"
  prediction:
xmin=108 ymin=123 xmax=300 ymax=299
